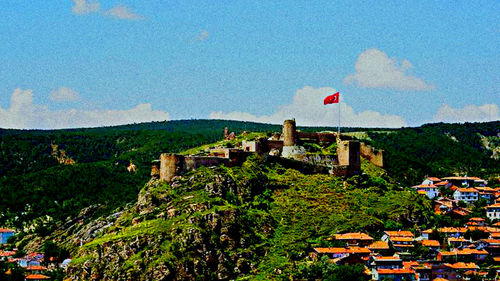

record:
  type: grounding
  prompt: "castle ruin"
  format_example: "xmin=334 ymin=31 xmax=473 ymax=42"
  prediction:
xmin=153 ymin=119 xmax=383 ymax=182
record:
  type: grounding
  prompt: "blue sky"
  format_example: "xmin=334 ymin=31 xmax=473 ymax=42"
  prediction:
xmin=0 ymin=1 xmax=498 ymax=129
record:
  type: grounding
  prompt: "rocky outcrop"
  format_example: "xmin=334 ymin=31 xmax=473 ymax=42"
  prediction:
xmin=67 ymin=167 xmax=267 ymax=280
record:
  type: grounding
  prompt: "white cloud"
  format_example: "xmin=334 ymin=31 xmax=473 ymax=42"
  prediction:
xmin=104 ymin=5 xmax=143 ymax=20
xmin=209 ymin=86 xmax=406 ymax=128
xmin=72 ymin=0 xmax=100 ymax=14
xmin=434 ymin=103 xmax=499 ymax=123
xmin=193 ymin=30 xmax=210 ymax=42
xmin=0 ymin=88 xmax=169 ymax=129
xmin=344 ymin=48 xmax=435 ymax=91
xmin=49 ymin=87 xmax=81 ymax=102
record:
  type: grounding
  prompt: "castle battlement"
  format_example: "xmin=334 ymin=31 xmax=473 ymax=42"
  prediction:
xmin=154 ymin=119 xmax=383 ymax=182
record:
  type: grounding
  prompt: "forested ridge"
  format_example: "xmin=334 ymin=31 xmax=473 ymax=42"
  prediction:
xmin=0 ymin=119 xmax=498 ymax=240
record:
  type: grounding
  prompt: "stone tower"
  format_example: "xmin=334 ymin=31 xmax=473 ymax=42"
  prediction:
xmin=160 ymin=153 xmax=185 ymax=182
xmin=337 ymin=140 xmax=361 ymax=171
xmin=282 ymin=119 xmax=297 ymax=146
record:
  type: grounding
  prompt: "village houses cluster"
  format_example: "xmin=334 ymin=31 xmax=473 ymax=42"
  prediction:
xmin=313 ymin=176 xmax=500 ymax=281
xmin=1 ymin=228 xmax=68 ymax=280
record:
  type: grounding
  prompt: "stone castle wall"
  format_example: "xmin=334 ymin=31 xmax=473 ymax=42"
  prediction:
xmin=360 ymin=143 xmax=384 ymax=167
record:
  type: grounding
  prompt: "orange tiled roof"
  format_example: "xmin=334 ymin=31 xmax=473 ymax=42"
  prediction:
xmin=490 ymin=233 xmax=500 ymax=238
xmin=0 ymin=229 xmax=15 ymax=233
xmin=368 ymin=241 xmax=390 ymax=250
xmin=435 ymin=181 xmax=449 ymax=186
xmin=438 ymin=227 xmax=467 ymax=233
xmin=0 ymin=251 xmax=16 ymax=257
xmin=456 ymin=249 xmax=488 ymax=255
xmin=25 ymin=274 xmax=50 ymax=280
xmin=335 ymin=232 xmax=374 ymax=241
xmin=493 ymin=257 xmax=500 ymax=262
xmin=427 ymin=177 xmax=442 ymax=181
xmin=26 ymin=265 xmax=48 ymax=271
xmin=438 ymin=251 xmax=456 ymax=256
xmin=481 ymin=239 xmax=500 ymax=244
xmin=374 ymin=255 xmax=402 ymax=261
xmin=313 ymin=247 xmax=371 ymax=254
xmin=413 ymin=184 xmax=437 ymax=189
xmin=457 ymin=188 xmax=478 ymax=193
xmin=384 ymin=231 xmax=414 ymax=238
xmin=403 ymin=261 xmax=420 ymax=268
xmin=487 ymin=203 xmax=500 ymax=208
xmin=469 ymin=217 xmax=485 ymax=222
xmin=433 ymin=279 xmax=449 ymax=281
xmin=445 ymin=262 xmax=479 ymax=270
xmin=422 ymin=229 xmax=433 ymax=234
xmin=493 ymin=222 xmax=500 ymax=226
xmin=391 ymin=237 xmax=414 ymax=242
xmin=421 ymin=240 xmax=440 ymax=247
xmin=448 ymin=237 xmax=467 ymax=242
xmin=377 ymin=268 xmax=415 ymax=274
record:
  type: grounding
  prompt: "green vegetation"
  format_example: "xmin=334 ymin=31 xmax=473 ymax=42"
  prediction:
xmin=367 ymin=121 xmax=500 ymax=185
xmin=0 ymin=119 xmax=498 ymax=279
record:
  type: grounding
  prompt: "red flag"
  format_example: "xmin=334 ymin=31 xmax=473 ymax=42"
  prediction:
xmin=324 ymin=92 xmax=339 ymax=104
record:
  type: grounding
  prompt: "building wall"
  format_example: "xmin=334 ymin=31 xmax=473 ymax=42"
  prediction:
xmin=360 ymin=142 xmax=384 ymax=167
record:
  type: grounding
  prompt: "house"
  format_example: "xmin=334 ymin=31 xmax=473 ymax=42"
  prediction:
xmin=442 ymin=176 xmax=487 ymax=188
xmin=372 ymin=268 xmax=416 ymax=281
xmin=334 ymin=232 xmax=374 ymax=246
xmin=420 ymin=240 xmax=440 ymax=251
xmin=421 ymin=229 xmax=433 ymax=240
xmin=437 ymin=227 xmax=467 ymax=238
xmin=460 ymin=249 xmax=488 ymax=261
xmin=486 ymin=203 xmax=500 ymax=220
xmin=367 ymin=241 xmax=391 ymax=255
xmin=475 ymin=187 xmax=496 ymax=203
xmin=466 ymin=217 xmax=486 ymax=227
xmin=447 ymin=237 xmax=469 ymax=249
xmin=311 ymin=247 xmax=371 ymax=260
xmin=444 ymin=262 xmax=479 ymax=280
xmin=453 ymin=188 xmax=478 ymax=204
xmin=370 ymin=255 xmax=403 ymax=270
xmin=0 ymin=229 xmax=15 ymax=244
xmin=421 ymin=177 xmax=442 ymax=186
xmin=382 ymin=231 xmax=414 ymax=242
xmin=412 ymin=184 xmax=439 ymax=199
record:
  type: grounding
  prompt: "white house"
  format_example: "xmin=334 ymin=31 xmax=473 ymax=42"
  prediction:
xmin=412 ymin=184 xmax=439 ymax=199
xmin=487 ymin=203 xmax=500 ymax=220
xmin=453 ymin=188 xmax=479 ymax=204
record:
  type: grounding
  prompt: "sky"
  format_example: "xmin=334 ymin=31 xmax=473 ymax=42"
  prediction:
xmin=0 ymin=0 xmax=498 ymax=129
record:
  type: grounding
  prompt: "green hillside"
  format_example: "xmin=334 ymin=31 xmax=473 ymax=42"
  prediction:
xmin=0 ymin=119 xmax=499 ymax=280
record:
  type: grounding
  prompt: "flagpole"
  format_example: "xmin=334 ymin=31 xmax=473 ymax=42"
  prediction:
xmin=338 ymin=96 xmax=341 ymax=137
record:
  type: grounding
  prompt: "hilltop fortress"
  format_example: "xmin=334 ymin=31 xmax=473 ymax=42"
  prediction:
xmin=152 ymin=119 xmax=383 ymax=182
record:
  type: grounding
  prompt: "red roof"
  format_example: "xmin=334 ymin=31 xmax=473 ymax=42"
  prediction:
xmin=457 ymin=188 xmax=478 ymax=193
xmin=421 ymin=240 xmax=440 ymax=247
xmin=25 ymin=274 xmax=50 ymax=280
xmin=377 ymin=268 xmax=415 ymax=274
xmin=368 ymin=241 xmax=390 ymax=250
xmin=384 ymin=231 xmax=414 ymax=238
xmin=374 ymin=256 xmax=402 ymax=261
xmin=335 ymin=232 xmax=374 ymax=241
xmin=445 ymin=262 xmax=479 ymax=270
xmin=27 ymin=265 xmax=48 ymax=271
xmin=435 ymin=181 xmax=449 ymax=186
xmin=0 ymin=229 xmax=15 ymax=233
xmin=313 ymin=247 xmax=371 ymax=254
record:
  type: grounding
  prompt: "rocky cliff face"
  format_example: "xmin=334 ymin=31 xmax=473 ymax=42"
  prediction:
xmin=66 ymin=163 xmax=270 ymax=280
